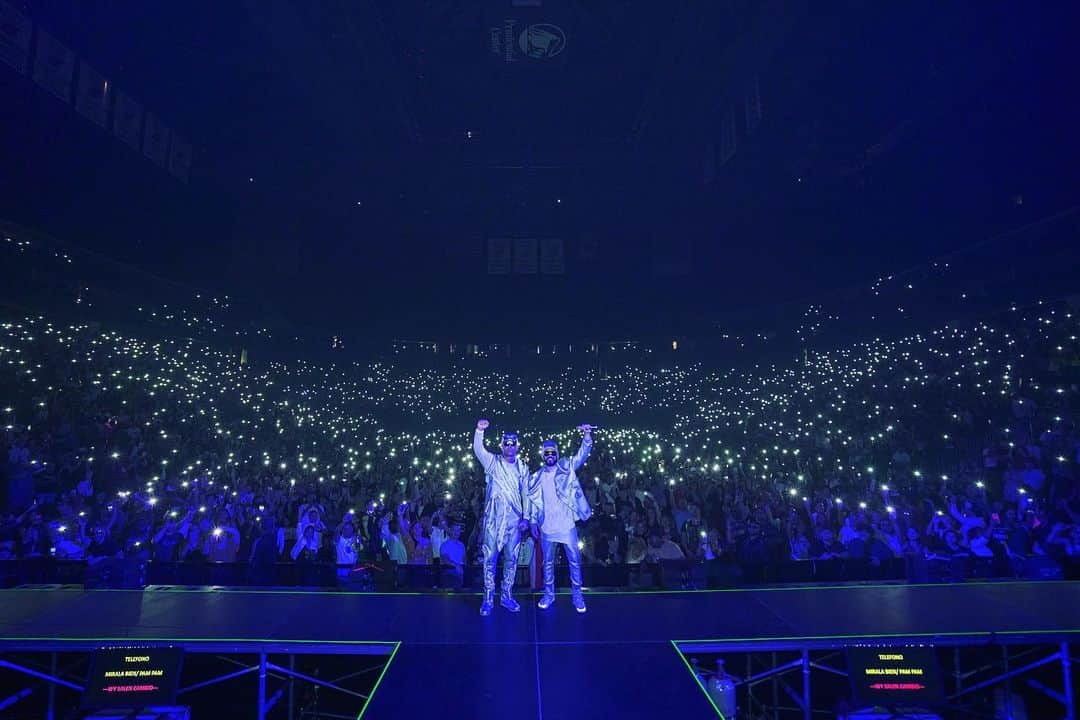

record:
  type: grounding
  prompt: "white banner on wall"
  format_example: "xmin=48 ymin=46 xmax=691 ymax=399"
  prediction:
xmin=32 ymin=28 xmax=75 ymax=102
xmin=168 ymin=134 xmax=192 ymax=183
xmin=142 ymin=111 xmax=170 ymax=168
xmin=0 ymin=1 xmax=32 ymax=74
xmin=113 ymin=90 xmax=143 ymax=150
xmin=75 ymin=60 xmax=110 ymax=129
xmin=744 ymin=75 xmax=762 ymax=133
xmin=719 ymin=106 xmax=737 ymax=166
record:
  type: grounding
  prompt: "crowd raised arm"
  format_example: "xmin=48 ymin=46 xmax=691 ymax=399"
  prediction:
xmin=0 ymin=303 xmax=1076 ymax=584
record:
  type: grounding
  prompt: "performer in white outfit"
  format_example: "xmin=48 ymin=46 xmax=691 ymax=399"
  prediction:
xmin=528 ymin=425 xmax=593 ymax=612
xmin=473 ymin=418 xmax=531 ymax=616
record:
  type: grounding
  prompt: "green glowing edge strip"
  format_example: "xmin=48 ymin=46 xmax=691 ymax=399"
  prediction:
xmin=0 ymin=636 xmax=396 ymax=645
xmin=357 ymin=641 xmax=400 ymax=720
xmin=566 ymin=579 xmax=1079 ymax=595
xmin=671 ymin=640 xmax=727 ymax=719
xmin=672 ymin=628 xmax=1080 ymax=645
xmin=4 ymin=578 xmax=1074 ymax=597
xmin=0 ymin=628 xmax=1074 ymax=647
xmin=3 ymin=587 xmax=425 ymax=596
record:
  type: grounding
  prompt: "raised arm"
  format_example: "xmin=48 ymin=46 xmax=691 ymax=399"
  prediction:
xmin=948 ymin=498 xmax=965 ymax=523
xmin=570 ymin=425 xmax=594 ymax=471
xmin=472 ymin=419 xmax=496 ymax=471
xmin=104 ymin=504 xmax=120 ymax=533
xmin=396 ymin=502 xmax=411 ymax=536
xmin=15 ymin=499 xmax=37 ymax=524
xmin=289 ymin=536 xmax=306 ymax=561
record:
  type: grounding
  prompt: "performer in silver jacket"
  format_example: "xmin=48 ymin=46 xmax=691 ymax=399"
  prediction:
xmin=528 ymin=424 xmax=593 ymax=613
xmin=473 ymin=418 xmax=531 ymax=616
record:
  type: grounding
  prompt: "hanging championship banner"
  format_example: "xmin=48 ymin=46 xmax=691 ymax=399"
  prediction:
xmin=540 ymin=238 xmax=564 ymax=275
xmin=143 ymin=111 xmax=170 ymax=168
xmin=719 ymin=105 xmax=737 ymax=166
xmin=32 ymin=28 xmax=75 ymax=102
xmin=168 ymin=134 xmax=192 ymax=183
xmin=0 ymin=1 xmax=32 ymax=74
xmin=113 ymin=90 xmax=143 ymax=150
xmin=75 ymin=60 xmax=110 ymax=129
xmin=744 ymin=75 xmax=762 ymax=133
xmin=513 ymin=238 xmax=538 ymax=274
xmin=703 ymin=140 xmax=716 ymax=185
xmin=487 ymin=237 xmax=512 ymax=275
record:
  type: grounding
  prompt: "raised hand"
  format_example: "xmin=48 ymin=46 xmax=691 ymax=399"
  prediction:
xmin=476 ymin=419 xmax=490 ymax=431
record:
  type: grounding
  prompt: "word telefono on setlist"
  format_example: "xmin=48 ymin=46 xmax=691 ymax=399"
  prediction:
xmin=846 ymin=646 xmax=945 ymax=707
xmin=81 ymin=647 xmax=184 ymax=709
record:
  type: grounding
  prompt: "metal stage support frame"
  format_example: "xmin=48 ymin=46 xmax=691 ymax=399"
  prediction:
xmin=0 ymin=642 xmax=399 ymax=720
xmin=676 ymin=640 xmax=1077 ymax=720
xmin=0 ymin=656 xmax=84 ymax=720
xmin=2 ymin=583 xmax=1078 ymax=718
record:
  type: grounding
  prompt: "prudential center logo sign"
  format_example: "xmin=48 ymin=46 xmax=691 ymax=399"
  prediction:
xmin=518 ymin=23 xmax=566 ymax=59
xmin=490 ymin=20 xmax=567 ymax=63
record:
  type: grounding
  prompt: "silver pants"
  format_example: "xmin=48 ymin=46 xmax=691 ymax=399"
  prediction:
xmin=481 ymin=524 xmax=522 ymax=597
xmin=541 ymin=527 xmax=583 ymax=596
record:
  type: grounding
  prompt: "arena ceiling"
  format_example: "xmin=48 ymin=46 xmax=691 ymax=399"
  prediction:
xmin=4 ymin=1 xmax=1078 ymax=341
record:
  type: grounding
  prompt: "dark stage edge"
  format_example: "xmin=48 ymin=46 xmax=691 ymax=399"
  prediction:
xmin=1 ymin=581 xmax=1078 ymax=718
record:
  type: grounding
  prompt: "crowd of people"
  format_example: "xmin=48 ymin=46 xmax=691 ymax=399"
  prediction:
xmin=2 ymin=298 xmax=1079 ymax=589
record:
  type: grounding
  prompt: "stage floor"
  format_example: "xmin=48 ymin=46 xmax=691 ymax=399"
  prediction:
xmin=1 ymin=581 xmax=1078 ymax=718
